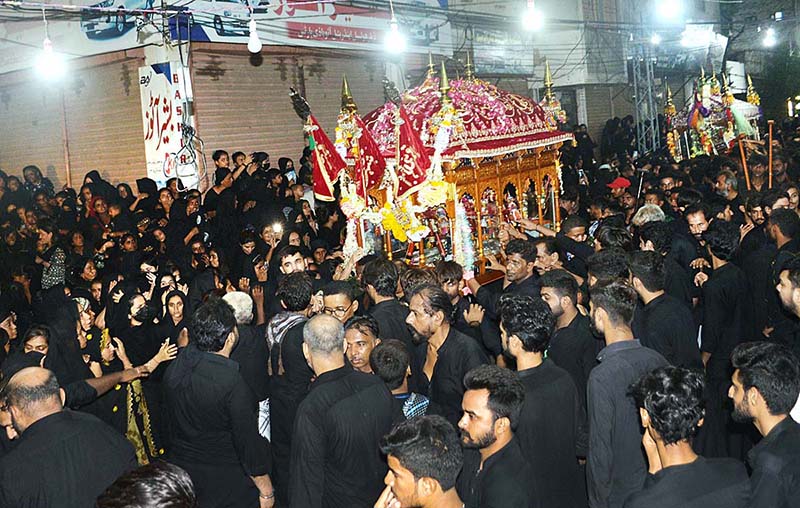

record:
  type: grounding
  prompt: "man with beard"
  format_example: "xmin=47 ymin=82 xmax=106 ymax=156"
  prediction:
xmin=499 ymin=294 xmax=585 ymax=508
xmin=748 ymin=154 xmax=769 ymax=192
xmin=375 ymin=415 xmax=464 ymax=508
xmin=466 ymin=239 xmax=541 ymax=320
xmin=405 ymin=284 xmax=488 ymax=427
xmin=0 ymin=367 xmax=138 ymax=507
xmin=456 ymin=365 xmax=538 ymax=508
xmin=586 ymin=280 xmax=667 ymax=508
xmin=531 ymin=238 xmax=583 ymax=285
xmin=763 ymin=209 xmax=800 ymax=343
xmin=729 ymin=341 xmax=800 ymax=507
xmin=775 ymin=260 xmax=800 ymax=357
xmin=540 ymin=269 xmax=600 ymax=413
xmin=713 ymin=170 xmax=745 ymax=225
xmin=164 ymin=298 xmax=274 ymax=508
xmin=625 ymin=366 xmax=749 ymax=508
xmin=684 ymin=203 xmax=711 ymax=269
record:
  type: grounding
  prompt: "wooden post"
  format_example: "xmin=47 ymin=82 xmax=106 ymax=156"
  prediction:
xmin=738 ymin=135 xmax=751 ymax=191
xmin=768 ymin=120 xmax=774 ymax=189
xmin=384 ymin=231 xmax=392 ymax=260
xmin=60 ymin=89 xmax=72 ymax=188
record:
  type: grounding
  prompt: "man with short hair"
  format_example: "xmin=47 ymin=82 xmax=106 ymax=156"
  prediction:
xmin=321 ymin=280 xmax=359 ymax=323
xmin=586 ymin=281 xmax=668 ymax=508
xmin=456 ymin=365 xmax=538 ymax=508
xmin=628 ymin=251 xmax=701 ymax=368
xmin=694 ymin=220 xmax=750 ymax=458
xmin=587 ymin=247 xmax=630 ymax=286
xmin=714 ymin=169 xmax=744 ymax=224
xmin=268 ymin=272 xmax=313 ymax=505
xmin=370 ymin=339 xmax=430 ymax=420
xmin=499 ymin=295 xmax=585 ymax=508
xmin=748 ymin=154 xmax=769 ymax=192
xmin=540 ymin=269 xmax=599 ymax=411
xmin=406 ymin=284 xmax=488 ymax=427
xmin=625 ymin=366 xmax=749 ymax=508
xmin=163 ymin=298 xmax=274 ymax=508
xmin=775 ymin=259 xmax=800 ymax=357
xmin=375 ymin=415 xmax=464 ymax=508
xmin=344 ymin=315 xmax=381 ymax=374
xmin=466 ymin=239 xmax=541 ymax=320
xmin=0 ymin=367 xmax=137 ymax=507
xmin=97 ymin=462 xmax=197 ymax=508
xmin=729 ymin=341 xmax=800 ymax=507
xmin=638 ymin=220 xmax=693 ymax=308
xmin=363 ymin=258 xmax=418 ymax=377
xmin=764 ymin=208 xmax=800 ymax=342
xmin=290 ymin=315 xmax=397 ymax=508
xmin=212 ymin=149 xmax=230 ymax=170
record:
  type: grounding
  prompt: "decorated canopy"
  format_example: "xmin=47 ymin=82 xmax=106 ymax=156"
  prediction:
xmin=362 ymin=74 xmax=573 ymax=161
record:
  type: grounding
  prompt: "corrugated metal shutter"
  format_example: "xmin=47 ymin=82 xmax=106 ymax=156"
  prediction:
xmin=0 ymin=79 xmax=66 ymax=186
xmin=584 ymin=84 xmax=612 ymax=148
xmin=190 ymin=44 xmax=387 ymax=188
xmin=64 ymin=57 xmax=147 ymax=187
xmin=0 ymin=51 xmax=147 ymax=189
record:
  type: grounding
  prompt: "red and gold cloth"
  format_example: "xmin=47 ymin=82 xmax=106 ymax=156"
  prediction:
xmin=306 ymin=114 xmax=347 ymax=202
xmin=395 ymin=105 xmax=431 ymax=199
xmin=353 ymin=115 xmax=387 ymax=200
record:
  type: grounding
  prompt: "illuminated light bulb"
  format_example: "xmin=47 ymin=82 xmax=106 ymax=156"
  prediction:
xmin=650 ymin=33 xmax=662 ymax=45
xmin=656 ymin=0 xmax=684 ymax=22
xmin=247 ymin=18 xmax=262 ymax=54
xmin=522 ymin=3 xmax=544 ymax=31
xmin=763 ymin=28 xmax=777 ymax=48
xmin=37 ymin=37 xmax=65 ymax=80
xmin=385 ymin=19 xmax=406 ymax=54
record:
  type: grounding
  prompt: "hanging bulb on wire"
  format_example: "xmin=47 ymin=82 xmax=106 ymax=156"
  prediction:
xmin=247 ymin=17 xmax=262 ymax=54
xmin=36 ymin=8 xmax=65 ymax=80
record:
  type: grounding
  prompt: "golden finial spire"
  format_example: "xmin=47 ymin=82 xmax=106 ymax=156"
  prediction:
xmin=700 ymin=66 xmax=705 ymax=81
xmin=465 ymin=49 xmax=475 ymax=81
xmin=543 ymin=59 xmax=555 ymax=102
xmin=341 ymin=75 xmax=357 ymax=113
xmin=439 ymin=61 xmax=450 ymax=102
xmin=747 ymin=73 xmax=753 ymax=88
xmin=427 ymin=51 xmax=436 ymax=77
xmin=664 ymin=83 xmax=676 ymax=117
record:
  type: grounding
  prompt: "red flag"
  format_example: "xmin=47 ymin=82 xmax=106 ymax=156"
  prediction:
xmin=395 ymin=105 xmax=431 ymax=199
xmin=307 ymin=115 xmax=347 ymax=202
xmin=354 ymin=115 xmax=387 ymax=200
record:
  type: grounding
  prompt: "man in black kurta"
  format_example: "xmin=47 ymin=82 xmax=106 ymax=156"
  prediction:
xmin=696 ymin=221 xmax=751 ymax=458
xmin=629 ymin=251 xmax=701 ymax=369
xmin=405 ymin=284 xmax=488 ymax=427
xmin=164 ymin=299 xmax=273 ymax=508
xmin=499 ymin=294 xmax=586 ymax=508
xmin=289 ymin=315 xmax=398 ymax=508
xmin=0 ymin=367 xmax=137 ymax=508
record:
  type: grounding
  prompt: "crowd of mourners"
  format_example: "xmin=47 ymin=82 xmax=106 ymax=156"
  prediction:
xmin=0 ymin=117 xmax=799 ymax=508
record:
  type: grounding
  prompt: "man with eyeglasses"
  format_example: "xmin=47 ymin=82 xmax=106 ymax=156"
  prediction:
xmin=321 ymin=281 xmax=359 ymax=324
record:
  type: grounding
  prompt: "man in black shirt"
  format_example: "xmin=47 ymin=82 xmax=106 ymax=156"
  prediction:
xmin=376 ymin=415 xmax=465 ymax=508
xmin=729 ymin=341 xmax=800 ymax=508
xmin=629 ymin=251 xmax=701 ymax=368
xmin=695 ymin=220 xmax=750 ymax=458
xmin=499 ymin=294 xmax=585 ymax=508
xmin=363 ymin=258 xmax=422 ymax=386
xmin=625 ymin=366 xmax=749 ymax=508
xmin=586 ymin=248 xmax=630 ymax=286
xmin=289 ymin=315 xmax=397 ymax=508
xmin=456 ymin=365 xmax=538 ymax=508
xmin=540 ymin=269 xmax=600 ymax=412
xmin=0 ymin=367 xmax=137 ymax=508
xmin=638 ymin=220 xmax=693 ymax=308
xmin=267 ymin=272 xmax=313 ymax=505
xmin=466 ymin=239 xmax=541 ymax=319
xmin=164 ymin=298 xmax=273 ymax=508
xmin=405 ymin=284 xmax=488 ymax=426
xmin=587 ymin=280 xmax=667 ymax=508
xmin=764 ymin=208 xmax=800 ymax=343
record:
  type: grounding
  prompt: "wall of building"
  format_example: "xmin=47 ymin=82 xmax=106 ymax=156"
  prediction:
xmin=0 ymin=50 xmax=147 ymax=189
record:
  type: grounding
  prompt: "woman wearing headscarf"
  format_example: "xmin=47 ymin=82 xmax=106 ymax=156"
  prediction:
xmin=84 ymin=170 xmax=117 ymax=203
xmin=116 ymin=183 xmax=135 ymax=210
xmin=158 ymin=289 xmax=189 ymax=348
xmin=22 ymin=165 xmax=55 ymax=197
xmin=35 ymin=220 xmax=66 ymax=290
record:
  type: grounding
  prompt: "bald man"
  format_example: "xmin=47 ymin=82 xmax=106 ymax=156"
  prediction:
xmin=289 ymin=315 xmax=399 ymax=508
xmin=0 ymin=367 xmax=136 ymax=508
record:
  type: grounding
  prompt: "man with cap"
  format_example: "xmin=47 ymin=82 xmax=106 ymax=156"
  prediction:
xmin=607 ymin=177 xmax=631 ymax=200
xmin=0 ymin=366 xmax=138 ymax=507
